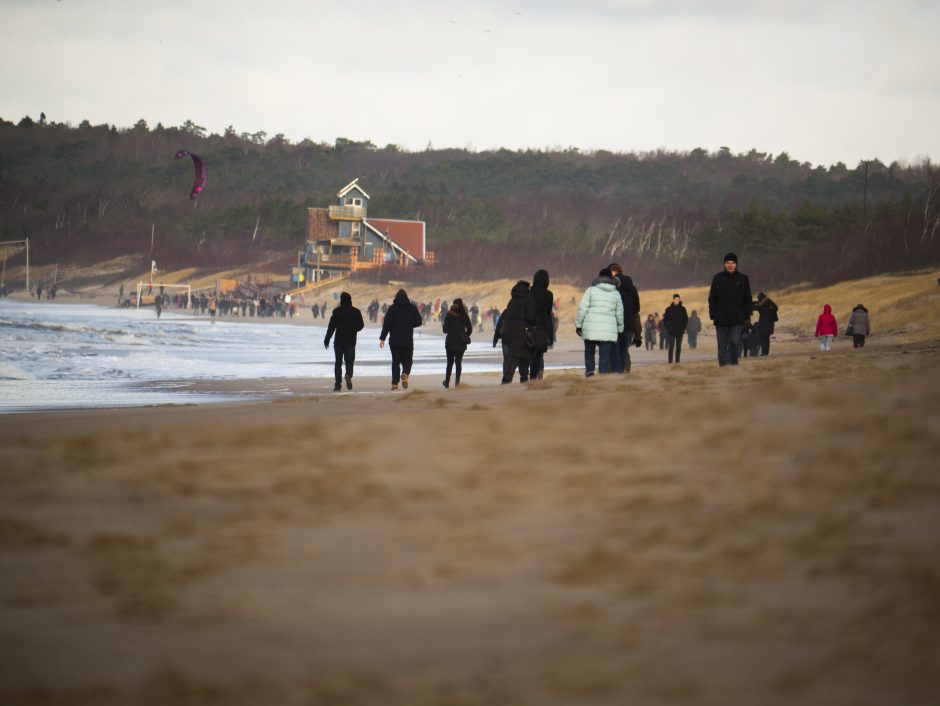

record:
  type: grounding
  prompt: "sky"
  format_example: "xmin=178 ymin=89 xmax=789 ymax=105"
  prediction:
xmin=1 ymin=0 xmax=939 ymax=166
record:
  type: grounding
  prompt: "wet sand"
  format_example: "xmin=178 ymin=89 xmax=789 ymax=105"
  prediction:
xmin=2 ymin=335 xmax=940 ymax=705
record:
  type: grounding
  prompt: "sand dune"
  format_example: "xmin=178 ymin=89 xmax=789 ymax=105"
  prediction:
xmin=2 ymin=325 xmax=939 ymax=704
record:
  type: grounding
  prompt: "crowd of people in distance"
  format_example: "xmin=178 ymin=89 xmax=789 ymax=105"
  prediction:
xmin=306 ymin=252 xmax=880 ymax=393
xmin=93 ymin=250 xmax=876 ymax=390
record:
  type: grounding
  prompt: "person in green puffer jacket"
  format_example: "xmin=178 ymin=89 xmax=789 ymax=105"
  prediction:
xmin=575 ymin=269 xmax=624 ymax=377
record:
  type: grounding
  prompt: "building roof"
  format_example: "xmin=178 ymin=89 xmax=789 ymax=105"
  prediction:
xmin=337 ymin=178 xmax=371 ymax=200
xmin=363 ymin=220 xmax=418 ymax=263
xmin=365 ymin=218 xmax=426 ymax=260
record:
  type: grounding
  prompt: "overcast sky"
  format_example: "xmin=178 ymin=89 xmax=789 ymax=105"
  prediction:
xmin=1 ymin=0 xmax=938 ymax=166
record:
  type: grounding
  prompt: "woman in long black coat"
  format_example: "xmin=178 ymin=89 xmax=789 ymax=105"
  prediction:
xmin=493 ymin=280 xmax=537 ymax=384
xmin=528 ymin=269 xmax=555 ymax=380
xmin=442 ymin=298 xmax=473 ymax=388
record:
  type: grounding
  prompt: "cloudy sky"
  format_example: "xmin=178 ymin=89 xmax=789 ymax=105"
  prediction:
xmin=1 ymin=0 xmax=938 ymax=166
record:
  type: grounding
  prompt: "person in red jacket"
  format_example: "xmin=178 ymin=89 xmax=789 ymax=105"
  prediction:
xmin=814 ymin=304 xmax=838 ymax=351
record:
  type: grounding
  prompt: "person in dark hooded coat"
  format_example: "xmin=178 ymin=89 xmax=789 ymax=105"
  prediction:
xmin=608 ymin=263 xmax=641 ymax=373
xmin=493 ymin=280 xmax=537 ymax=384
xmin=324 ymin=291 xmax=365 ymax=391
xmin=848 ymin=304 xmax=870 ymax=348
xmin=442 ymin=298 xmax=473 ymax=387
xmin=380 ymin=289 xmax=423 ymax=390
xmin=527 ymin=269 xmax=555 ymax=380
xmin=754 ymin=292 xmax=779 ymax=356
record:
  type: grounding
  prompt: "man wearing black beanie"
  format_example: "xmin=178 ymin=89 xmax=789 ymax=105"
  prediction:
xmin=707 ymin=252 xmax=752 ymax=366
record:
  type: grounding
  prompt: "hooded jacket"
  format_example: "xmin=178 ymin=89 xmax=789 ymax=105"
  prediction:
xmin=815 ymin=304 xmax=838 ymax=337
xmin=530 ymin=269 xmax=556 ymax=346
xmin=613 ymin=273 xmax=640 ymax=334
xmin=708 ymin=269 xmax=753 ymax=326
xmin=575 ymin=276 xmax=624 ymax=342
xmin=663 ymin=301 xmax=689 ymax=337
xmin=848 ymin=305 xmax=870 ymax=336
xmin=755 ymin=296 xmax=779 ymax=335
xmin=324 ymin=293 xmax=365 ymax=348
xmin=380 ymin=290 xmax=423 ymax=345
xmin=494 ymin=281 xmax=537 ymax=359
xmin=443 ymin=309 xmax=473 ymax=351
xmin=686 ymin=312 xmax=702 ymax=336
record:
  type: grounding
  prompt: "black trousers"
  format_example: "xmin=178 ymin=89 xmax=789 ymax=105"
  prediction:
xmin=445 ymin=348 xmax=465 ymax=384
xmin=390 ymin=345 xmax=414 ymax=384
xmin=667 ymin=333 xmax=684 ymax=363
xmin=760 ymin=333 xmax=771 ymax=356
xmin=853 ymin=334 xmax=866 ymax=348
xmin=334 ymin=344 xmax=355 ymax=383
xmin=501 ymin=343 xmax=529 ymax=383
xmin=527 ymin=349 xmax=545 ymax=379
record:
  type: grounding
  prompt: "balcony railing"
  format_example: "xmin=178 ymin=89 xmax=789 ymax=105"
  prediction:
xmin=328 ymin=204 xmax=367 ymax=221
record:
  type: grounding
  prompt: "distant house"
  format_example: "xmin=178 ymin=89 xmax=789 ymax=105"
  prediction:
xmin=303 ymin=179 xmax=433 ymax=283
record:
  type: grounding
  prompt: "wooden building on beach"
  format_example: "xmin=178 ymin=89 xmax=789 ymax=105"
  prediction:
xmin=302 ymin=179 xmax=433 ymax=284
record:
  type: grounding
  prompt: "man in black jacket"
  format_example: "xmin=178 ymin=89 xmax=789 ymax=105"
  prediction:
xmin=662 ymin=293 xmax=689 ymax=364
xmin=379 ymin=289 xmax=423 ymax=390
xmin=708 ymin=252 xmax=752 ymax=366
xmin=608 ymin=263 xmax=641 ymax=373
xmin=324 ymin=291 xmax=365 ymax=391
xmin=754 ymin=292 xmax=778 ymax=356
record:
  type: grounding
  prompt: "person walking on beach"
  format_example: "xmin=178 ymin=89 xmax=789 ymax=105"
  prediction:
xmin=644 ymin=314 xmax=656 ymax=350
xmin=656 ymin=315 xmax=667 ymax=350
xmin=380 ymin=289 xmax=423 ymax=390
xmin=815 ymin=304 xmax=838 ymax=351
xmin=575 ymin=269 xmax=624 ymax=377
xmin=442 ymin=298 xmax=473 ymax=388
xmin=848 ymin=304 xmax=870 ymax=348
xmin=493 ymin=280 xmax=537 ymax=384
xmin=708 ymin=252 xmax=753 ymax=366
xmin=324 ymin=291 xmax=365 ymax=392
xmin=608 ymin=263 xmax=641 ymax=373
xmin=687 ymin=310 xmax=702 ymax=349
xmin=663 ymin=293 xmax=688 ymax=364
xmin=754 ymin=292 xmax=779 ymax=356
xmin=527 ymin=269 xmax=555 ymax=380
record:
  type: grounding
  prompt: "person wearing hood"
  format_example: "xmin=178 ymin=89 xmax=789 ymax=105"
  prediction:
xmin=848 ymin=304 xmax=870 ymax=348
xmin=493 ymin=280 xmax=537 ymax=383
xmin=380 ymin=289 xmax=423 ymax=390
xmin=608 ymin=263 xmax=641 ymax=373
xmin=754 ymin=292 xmax=779 ymax=356
xmin=687 ymin=310 xmax=702 ymax=349
xmin=575 ymin=269 xmax=624 ymax=377
xmin=644 ymin=314 xmax=656 ymax=350
xmin=442 ymin=298 xmax=473 ymax=388
xmin=662 ymin=293 xmax=689 ymax=364
xmin=708 ymin=252 xmax=753 ymax=366
xmin=527 ymin=269 xmax=555 ymax=380
xmin=814 ymin=304 xmax=838 ymax=351
xmin=324 ymin=291 xmax=365 ymax=391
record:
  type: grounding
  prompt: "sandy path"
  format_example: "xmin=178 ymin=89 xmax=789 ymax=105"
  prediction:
xmin=2 ymin=338 xmax=939 ymax=705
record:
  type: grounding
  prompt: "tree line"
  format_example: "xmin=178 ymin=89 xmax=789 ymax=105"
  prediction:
xmin=1 ymin=115 xmax=938 ymax=288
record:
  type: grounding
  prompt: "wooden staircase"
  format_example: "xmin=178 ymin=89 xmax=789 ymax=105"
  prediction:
xmin=284 ymin=271 xmax=350 ymax=298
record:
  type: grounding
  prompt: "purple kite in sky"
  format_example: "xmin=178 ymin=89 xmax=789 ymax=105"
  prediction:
xmin=174 ymin=149 xmax=206 ymax=199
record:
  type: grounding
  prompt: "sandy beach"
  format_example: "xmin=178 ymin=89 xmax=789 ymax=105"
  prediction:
xmin=2 ymin=320 xmax=940 ymax=705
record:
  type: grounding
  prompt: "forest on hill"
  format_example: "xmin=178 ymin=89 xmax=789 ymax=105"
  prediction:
xmin=1 ymin=115 xmax=939 ymax=288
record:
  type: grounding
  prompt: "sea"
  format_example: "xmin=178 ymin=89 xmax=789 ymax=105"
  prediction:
xmin=0 ymin=300 xmax=503 ymax=413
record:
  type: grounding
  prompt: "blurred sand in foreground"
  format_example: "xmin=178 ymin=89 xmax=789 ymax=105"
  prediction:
xmin=2 ymin=328 xmax=940 ymax=706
